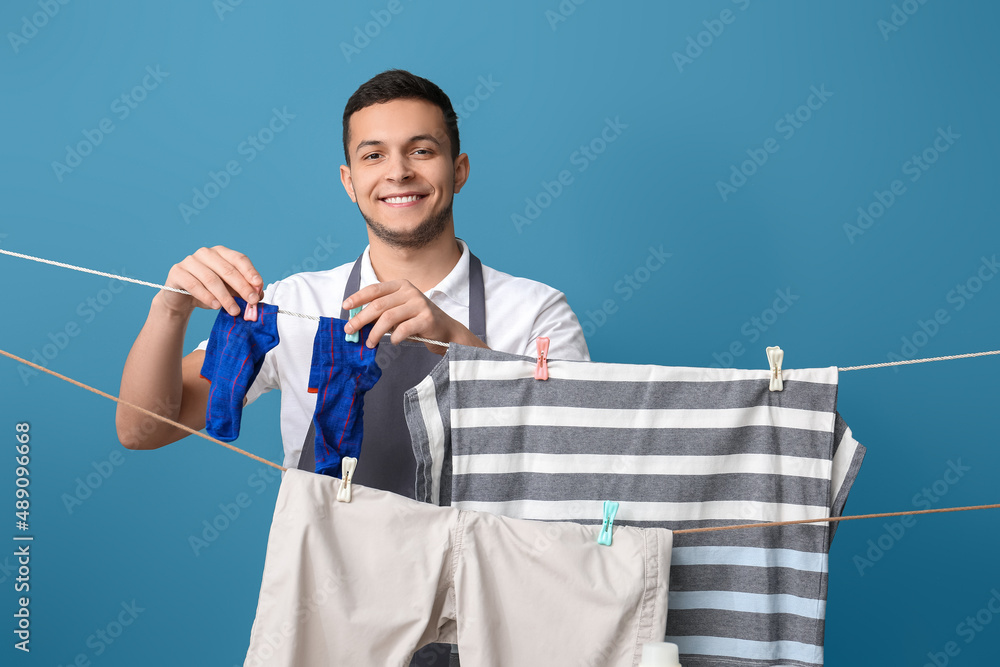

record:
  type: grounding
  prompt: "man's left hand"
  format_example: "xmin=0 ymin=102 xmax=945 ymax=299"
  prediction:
xmin=343 ymin=280 xmax=487 ymax=355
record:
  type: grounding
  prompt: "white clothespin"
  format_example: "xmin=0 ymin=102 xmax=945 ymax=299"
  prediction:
xmin=766 ymin=346 xmax=784 ymax=392
xmin=337 ymin=457 xmax=358 ymax=503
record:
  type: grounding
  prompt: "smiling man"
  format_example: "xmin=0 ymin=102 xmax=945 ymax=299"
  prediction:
xmin=117 ymin=67 xmax=589 ymax=667
xmin=116 ymin=68 xmax=588 ymax=494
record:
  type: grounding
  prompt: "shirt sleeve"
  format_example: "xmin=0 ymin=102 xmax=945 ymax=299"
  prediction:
xmin=525 ymin=289 xmax=591 ymax=362
xmin=404 ymin=355 xmax=452 ymax=506
xmin=828 ymin=412 xmax=866 ymax=543
xmin=193 ymin=280 xmax=281 ymax=406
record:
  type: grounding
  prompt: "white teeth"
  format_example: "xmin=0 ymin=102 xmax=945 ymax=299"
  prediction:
xmin=383 ymin=195 xmax=422 ymax=204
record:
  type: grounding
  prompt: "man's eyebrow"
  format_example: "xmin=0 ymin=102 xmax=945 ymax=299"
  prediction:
xmin=355 ymin=139 xmax=384 ymax=154
xmin=354 ymin=135 xmax=441 ymax=154
xmin=409 ymin=134 xmax=441 ymax=146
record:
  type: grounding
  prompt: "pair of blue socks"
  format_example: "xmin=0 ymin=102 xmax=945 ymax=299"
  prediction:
xmin=200 ymin=299 xmax=381 ymax=478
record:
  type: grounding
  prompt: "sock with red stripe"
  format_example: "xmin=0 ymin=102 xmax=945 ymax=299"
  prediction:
xmin=307 ymin=316 xmax=382 ymax=477
xmin=200 ymin=297 xmax=280 ymax=442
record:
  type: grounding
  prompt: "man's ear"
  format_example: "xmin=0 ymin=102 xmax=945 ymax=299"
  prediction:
xmin=340 ymin=164 xmax=357 ymax=202
xmin=453 ymin=153 xmax=470 ymax=194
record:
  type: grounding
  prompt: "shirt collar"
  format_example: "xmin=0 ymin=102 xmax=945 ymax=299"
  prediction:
xmin=360 ymin=238 xmax=471 ymax=308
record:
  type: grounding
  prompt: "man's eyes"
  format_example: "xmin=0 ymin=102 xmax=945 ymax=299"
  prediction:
xmin=362 ymin=149 xmax=433 ymax=160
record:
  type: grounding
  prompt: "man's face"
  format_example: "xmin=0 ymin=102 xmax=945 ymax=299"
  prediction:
xmin=340 ymin=98 xmax=469 ymax=249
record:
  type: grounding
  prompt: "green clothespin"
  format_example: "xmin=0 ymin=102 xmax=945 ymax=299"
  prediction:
xmin=597 ymin=501 xmax=619 ymax=546
xmin=345 ymin=306 xmax=362 ymax=343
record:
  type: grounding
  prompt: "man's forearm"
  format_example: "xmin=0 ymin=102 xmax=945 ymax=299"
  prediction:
xmin=116 ymin=292 xmax=197 ymax=449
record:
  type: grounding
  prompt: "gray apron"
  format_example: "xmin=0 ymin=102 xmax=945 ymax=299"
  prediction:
xmin=297 ymin=250 xmax=485 ymax=667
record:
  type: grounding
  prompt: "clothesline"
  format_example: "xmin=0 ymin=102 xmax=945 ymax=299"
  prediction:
xmin=2 ymin=248 xmax=997 ymax=370
xmin=0 ymin=348 xmax=286 ymax=473
xmin=2 ymin=346 xmax=998 ymax=536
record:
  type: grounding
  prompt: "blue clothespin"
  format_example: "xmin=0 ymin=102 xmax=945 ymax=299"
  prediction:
xmin=597 ymin=501 xmax=619 ymax=546
xmin=345 ymin=307 xmax=362 ymax=343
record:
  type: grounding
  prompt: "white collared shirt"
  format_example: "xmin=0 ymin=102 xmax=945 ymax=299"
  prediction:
xmin=197 ymin=240 xmax=589 ymax=469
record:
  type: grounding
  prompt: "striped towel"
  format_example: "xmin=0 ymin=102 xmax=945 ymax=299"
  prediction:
xmin=404 ymin=344 xmax=865 ymax=667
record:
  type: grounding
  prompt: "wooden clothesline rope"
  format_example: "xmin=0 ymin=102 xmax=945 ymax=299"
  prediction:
xmin=2 ymin=347 xmax=998 ymax=536
xmin=0 ymin=348 xmax=286 ymax=472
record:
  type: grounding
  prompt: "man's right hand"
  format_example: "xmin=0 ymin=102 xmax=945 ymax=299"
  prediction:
xmin=161 ymin=245 xmax=265 ymax=316
xmin=117 ymin=246 xmax=264 ymax=450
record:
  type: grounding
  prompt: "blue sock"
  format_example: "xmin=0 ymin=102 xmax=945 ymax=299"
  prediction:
xmin=307 ymin=317 xmax=382 ymax=477
xmin=200 ymin=297 xmax=280 ymax=442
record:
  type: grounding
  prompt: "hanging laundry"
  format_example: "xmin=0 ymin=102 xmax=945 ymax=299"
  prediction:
xmin=306 ymin=316 xmax=381 ymax=478
xmin=242 ymin=469 xmax=672 ymax=666
xmin=404 ymin=344 xmax=866 ymax=667
xmin=200 ymin=297 xmax=280 ymax=442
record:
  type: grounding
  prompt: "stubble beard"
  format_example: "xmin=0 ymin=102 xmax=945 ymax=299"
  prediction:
xmin=361 ymin=198 xmax=454 ymax=250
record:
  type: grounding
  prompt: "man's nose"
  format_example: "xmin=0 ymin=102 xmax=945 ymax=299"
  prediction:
xmin=385 ymin=153 xmax=413 ymax=182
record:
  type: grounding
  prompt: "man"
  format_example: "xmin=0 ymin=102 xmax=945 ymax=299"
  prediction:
xmin=117 ymin=69 xmax=589 ymax=664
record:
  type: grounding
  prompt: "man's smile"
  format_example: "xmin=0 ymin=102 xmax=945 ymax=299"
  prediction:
xmin=380 ymin=193 xmax=428 ymax=207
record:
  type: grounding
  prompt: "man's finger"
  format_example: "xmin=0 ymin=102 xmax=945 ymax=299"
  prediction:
xmin=366 ymin=302 xmax=421 ymax=348
xmin=342 ymin=280 xmax=404 ymax=311
xmin=190 ymin=247 xmax=262 ymax=309
xmin=214 ymin=246 xmax=265 ymax=295
xmin=346 ymin=292 xmax=409 ymax=339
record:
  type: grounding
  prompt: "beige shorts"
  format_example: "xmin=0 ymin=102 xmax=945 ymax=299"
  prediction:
xmin=244 ymin=469 xmax=672 ymax=667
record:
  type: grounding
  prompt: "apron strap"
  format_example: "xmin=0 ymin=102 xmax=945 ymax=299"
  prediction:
xmin=340 ymin=255 xmax=364 ymax=320
xmin=467 ymin=252 xmax=486 ymax=340
xmin=297 ymin=422 xmax=316 ymax=471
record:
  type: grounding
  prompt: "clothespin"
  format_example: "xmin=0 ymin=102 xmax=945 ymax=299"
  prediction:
xmin=597 ymin=500 xmax=619 ymax=546
xmin=766 ymin=346 xmax=784 ymax=392
xmin=345 ymin=307 xmax=363 ymax=343
xmin=535 ymin=337 xmax=550 ymax=381
xmin=243 ymin=302 xmax=258 ymax=322
xmin=337 ymin=457 xmax=358 ymax=503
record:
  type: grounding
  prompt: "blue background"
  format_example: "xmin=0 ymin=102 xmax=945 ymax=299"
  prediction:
xmin=1 ymin=1 xmax=998 ymax=665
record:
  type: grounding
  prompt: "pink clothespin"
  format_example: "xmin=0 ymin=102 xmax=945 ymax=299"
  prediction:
xmin=244 ymin=302 xmax=258 ymax=322
xmin=535 ymin=337 xmax=550 ymax=381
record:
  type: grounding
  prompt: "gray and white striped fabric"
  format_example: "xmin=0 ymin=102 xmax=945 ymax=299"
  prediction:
xmin=404 ymin=345 xmax=865 ymax=667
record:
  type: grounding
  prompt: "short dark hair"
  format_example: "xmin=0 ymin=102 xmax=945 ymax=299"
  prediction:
xmin=342 ymin=69 xmax=460 ymax=165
